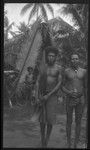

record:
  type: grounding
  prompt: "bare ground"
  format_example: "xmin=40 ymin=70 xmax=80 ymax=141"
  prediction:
xmin=3 ymin=103 xmax=87 ymax=148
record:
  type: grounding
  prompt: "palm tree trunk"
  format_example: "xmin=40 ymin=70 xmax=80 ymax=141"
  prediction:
xmin=37 ymin=7 xmax=39 ymax=19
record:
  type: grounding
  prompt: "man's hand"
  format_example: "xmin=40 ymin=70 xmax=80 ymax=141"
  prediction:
xmin=43 ymin=95 xmax=49 ymax=101
xmin=57 ymin=96 xmax=63 ymax=104
xmin=71 ymin=91 xmax=82 ymax=98
xmin=62 ymin=86 xmax=73 ymax=96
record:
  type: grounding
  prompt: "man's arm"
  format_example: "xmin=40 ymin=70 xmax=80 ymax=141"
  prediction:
xmin=61 ymin=68 xmax=73 ymax=95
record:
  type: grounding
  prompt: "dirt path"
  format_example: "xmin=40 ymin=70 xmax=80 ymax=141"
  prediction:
xmin=3 ymin=105 xmax=87 ymax=148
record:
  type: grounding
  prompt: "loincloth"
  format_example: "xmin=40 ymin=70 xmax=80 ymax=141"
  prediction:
xmin=66 ymin=94 xmax=84 ymax=107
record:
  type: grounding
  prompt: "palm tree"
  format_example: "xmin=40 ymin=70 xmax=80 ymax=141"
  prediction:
xmin=9 ymin=22 xmax=30 ymax=42
xmin=4 ymin=10 xmax=15 ymax=42
xmin=57 ymin=4 xmax=88 ymax=65
xmin=16 ymin=22 xmax=30 ymax=34
xmin=20 ymin=3 xmax=54 ymax=24
xmin=59 ymin=4 xmax=88 ymax=50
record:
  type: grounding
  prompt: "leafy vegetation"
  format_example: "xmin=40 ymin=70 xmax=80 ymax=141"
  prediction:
xmin=4 ymin=3 xmax=88 ymax=108
xmin=4 ymin=4 xmax=88 ymax=70
xmin=21 ymin=3 xmax=54 ymax=24
xmin=58 ymin=4 xmax=88 ymax=66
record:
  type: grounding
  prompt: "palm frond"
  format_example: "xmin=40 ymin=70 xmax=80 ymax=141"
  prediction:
xmin=20 ymin=3 xmax=34 ymax=16
xmin=10 ymin=31 xmax=17 ymax=37
xmin=40 ymin=5 xmax=48 ymax=22
xmin=61 ymin=5 xmax=84 ymax=32
xmin=6 ymin=22 xmax=14 ymax=31
xmin=28 ymin=5 xmax=37 ymax=24
xmin=17 ymin=22 xmax=29 ymax=34
xmin=46 ymin=4 xmax=54 ymax=18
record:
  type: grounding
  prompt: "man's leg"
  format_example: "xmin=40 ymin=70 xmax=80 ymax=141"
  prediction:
xmin=74 ymin=102 xmax=84 ymax=148
xmin=66 ymin=102 xmax=73 ymax=148
xmin=40 ymin=122 xmax=46 ymax=147
xmin=45 ymin=123 xmax=53 ymax=147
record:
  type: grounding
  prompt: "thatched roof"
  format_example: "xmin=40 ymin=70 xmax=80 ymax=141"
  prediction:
xmin=48 ymin=17 xmax=82 ymax=50
xmin=48 ymin=17 xmax=76 ymax=34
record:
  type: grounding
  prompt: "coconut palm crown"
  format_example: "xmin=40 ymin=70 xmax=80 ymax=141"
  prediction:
xmin=21 ymin=3 xmax=54 ymax=24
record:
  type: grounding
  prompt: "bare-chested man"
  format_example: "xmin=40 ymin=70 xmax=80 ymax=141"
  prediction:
xmin=62 ymin=53 xmax=87 ymax=148
xmin=36 ymin=46 xmax=62 ymax=148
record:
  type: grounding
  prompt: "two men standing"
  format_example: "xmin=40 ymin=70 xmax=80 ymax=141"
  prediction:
xmin=35 ymin=46 xmax=87 ymax=148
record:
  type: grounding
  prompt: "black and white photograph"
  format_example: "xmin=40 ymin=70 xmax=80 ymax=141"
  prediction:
xmin=3 ymin=2 xmax=88 ymax=148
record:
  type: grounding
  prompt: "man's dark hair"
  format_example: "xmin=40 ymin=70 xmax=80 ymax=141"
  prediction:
xmin=69 ymin=52 xmax=80 ymax=61
xmin=70 ymin=52 xmax=80 ymax=59
xmin=71 ymin=52 xmax=79 ymax=57
xmin=44 ymin=46 xmax=58 ymax=63
xmin=27 ymin=66 xmax=33 ymax=72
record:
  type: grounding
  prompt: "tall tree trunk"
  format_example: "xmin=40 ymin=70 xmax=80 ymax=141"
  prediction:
xmin=37 ymin=7 xmax=39 ymax=19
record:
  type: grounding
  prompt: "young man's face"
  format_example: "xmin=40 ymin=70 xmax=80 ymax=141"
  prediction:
xmin=71 ymin=54 xmax=79 ymax=67
xmin=47 ymin=52 xmax=56 ymax=65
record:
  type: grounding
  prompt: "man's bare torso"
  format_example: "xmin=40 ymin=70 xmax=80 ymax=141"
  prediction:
xmin=45 ymin=64 xmax=61 ymax=91
xmin=64 ymin=67 xmax=86 ymax=94
xmin=25 ymin=73 xmax=33 ymax=83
